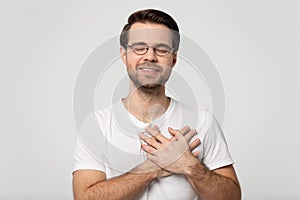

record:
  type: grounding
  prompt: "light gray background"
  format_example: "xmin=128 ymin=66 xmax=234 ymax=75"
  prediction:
xmin=1 ymin=0 xmax=299 ymax=199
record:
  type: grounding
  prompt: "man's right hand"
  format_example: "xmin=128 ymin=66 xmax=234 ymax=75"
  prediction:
xmin=138 ymin=126 xmax=201 ymax=178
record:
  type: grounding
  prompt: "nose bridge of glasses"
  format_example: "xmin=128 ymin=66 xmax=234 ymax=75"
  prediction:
xmin=142 ymin=46 xmax=158 ymax=61
xmin=146 ymin=45 xmax=157 ymax=55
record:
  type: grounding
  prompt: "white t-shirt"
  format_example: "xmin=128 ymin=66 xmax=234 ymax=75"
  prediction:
xmin=73 ymin=98 xmax=233 ymax=200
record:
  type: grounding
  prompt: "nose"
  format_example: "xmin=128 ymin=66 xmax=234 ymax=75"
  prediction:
xmin=143 ymin=47 xmax=158 ymax=62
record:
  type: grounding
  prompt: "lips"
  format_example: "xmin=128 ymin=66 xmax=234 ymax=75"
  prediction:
xmin=138 ymin=64 xmax=161 ymax=72
xmin=139 ymin=67 xmax=160 ymax=72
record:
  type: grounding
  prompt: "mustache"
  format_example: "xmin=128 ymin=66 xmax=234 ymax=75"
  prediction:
xmin=137 ymin=62 xmax=163 ymax=70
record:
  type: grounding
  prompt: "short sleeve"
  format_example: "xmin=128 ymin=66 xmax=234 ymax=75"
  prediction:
xmin=201 ymin=110 xmax=234 ymax=170
xmin=73 ymin=112 xmax=106 ymax=173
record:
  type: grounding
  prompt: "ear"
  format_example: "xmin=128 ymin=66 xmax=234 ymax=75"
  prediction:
xmin=171 ymin=53 xmax=177 ymax=67
xmin=120 ymin=46 xmax=127 ymax=64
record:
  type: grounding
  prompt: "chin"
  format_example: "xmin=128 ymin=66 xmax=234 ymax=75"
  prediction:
xmin=140 ymin=83 xmax=162 ymax=89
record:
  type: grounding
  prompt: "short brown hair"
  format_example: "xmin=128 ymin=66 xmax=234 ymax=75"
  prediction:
xmin=120 ymin=9 xmax=180 ymax=52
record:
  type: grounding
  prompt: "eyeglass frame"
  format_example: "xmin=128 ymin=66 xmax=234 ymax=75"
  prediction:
xmin=125 ymin=43 xmax=175 ymax=57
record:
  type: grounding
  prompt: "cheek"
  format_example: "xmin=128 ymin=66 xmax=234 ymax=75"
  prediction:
xmin=162 ymin=55 xmax=176 ymax=66
xmin=126 ymin=61 xmax=136 ymax=71
xmin=162 ymin=59 xmax=175 ymax=69
xmin=126 ymin=54 xmax=141 ymax=67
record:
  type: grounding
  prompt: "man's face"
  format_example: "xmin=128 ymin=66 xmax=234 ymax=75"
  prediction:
xmin=120 ymin=22 xmax=177 ymax=89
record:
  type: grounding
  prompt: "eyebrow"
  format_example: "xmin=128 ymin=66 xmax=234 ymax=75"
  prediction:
xmin=131 ymin=42 xmax=171 ymax=47
xmin=131 ymin=42 xmax=147 ymax=46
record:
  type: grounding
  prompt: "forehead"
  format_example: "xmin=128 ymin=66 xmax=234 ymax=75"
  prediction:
xmin=127 ymin=22 xmax=173 ymax=45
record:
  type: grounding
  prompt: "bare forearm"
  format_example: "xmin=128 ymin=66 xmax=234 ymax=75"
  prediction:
xmin=185 ymin=161 xmax=241 ymax=200
xmin=75 ymin=161 xmax=160 ymax=200
xmin=81 ymin=172 xmax=154 ymax=200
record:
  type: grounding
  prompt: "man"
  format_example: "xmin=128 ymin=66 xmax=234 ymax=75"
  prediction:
xmin=73 ymin=9 xmax=241 ymax=200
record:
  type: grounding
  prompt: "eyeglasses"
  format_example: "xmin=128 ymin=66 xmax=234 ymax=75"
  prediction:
xmin=125 ymin=43 xmax=174 ymax=57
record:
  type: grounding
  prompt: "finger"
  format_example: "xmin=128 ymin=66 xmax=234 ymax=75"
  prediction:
xmin=169 ymin=126 xmax=191 ymax=136
xmin=175 ymin=129 xmax=191 ymax=142
xmin=178 ymin=126 xmax=190 ymax=135
xmin=192 ymin=151 xmax=200 ymax=157
xmin=175 ymin=131 xmax=186 ymax=141
xmin=145 ymin=125 xmax=169 ymax=144
xmin=139 ymin=133 xmax=162 ymax=149
xmin=168 ymin=127 xmax=179 ymax=137
xmin=141 ymin=144 xmax=157 ymax=154
xmin=189 ymin=138 xmax=201 ymax=150
xmin=146 ymin=153 xmax=158 ymax=163
xmin=184 ymin=129 xmax=197 ymax=141
xmin=169 ymin=126 xmax=191 ymax=143
xmin=167 ymin=127 xmax=178 ymax=142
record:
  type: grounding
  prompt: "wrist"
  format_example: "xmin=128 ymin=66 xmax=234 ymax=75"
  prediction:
xmin=182 ymin=155 xmax=205 ymax=177
xmin=131 ymin=160 xmax=160 ymax=179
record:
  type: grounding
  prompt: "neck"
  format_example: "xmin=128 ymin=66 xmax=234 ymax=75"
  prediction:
xmin=122 ymin=82 xmax=170 ymax=123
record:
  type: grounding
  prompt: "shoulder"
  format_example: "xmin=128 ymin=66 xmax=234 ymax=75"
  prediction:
xmin=76 ymin=102 xmax=117 ymax=137
xmin=89 ymin=100 xmax=122 ymax=125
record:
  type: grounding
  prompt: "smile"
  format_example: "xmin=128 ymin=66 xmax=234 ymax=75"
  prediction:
xmin=140 ymin=67 xmax=160 ymax=72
